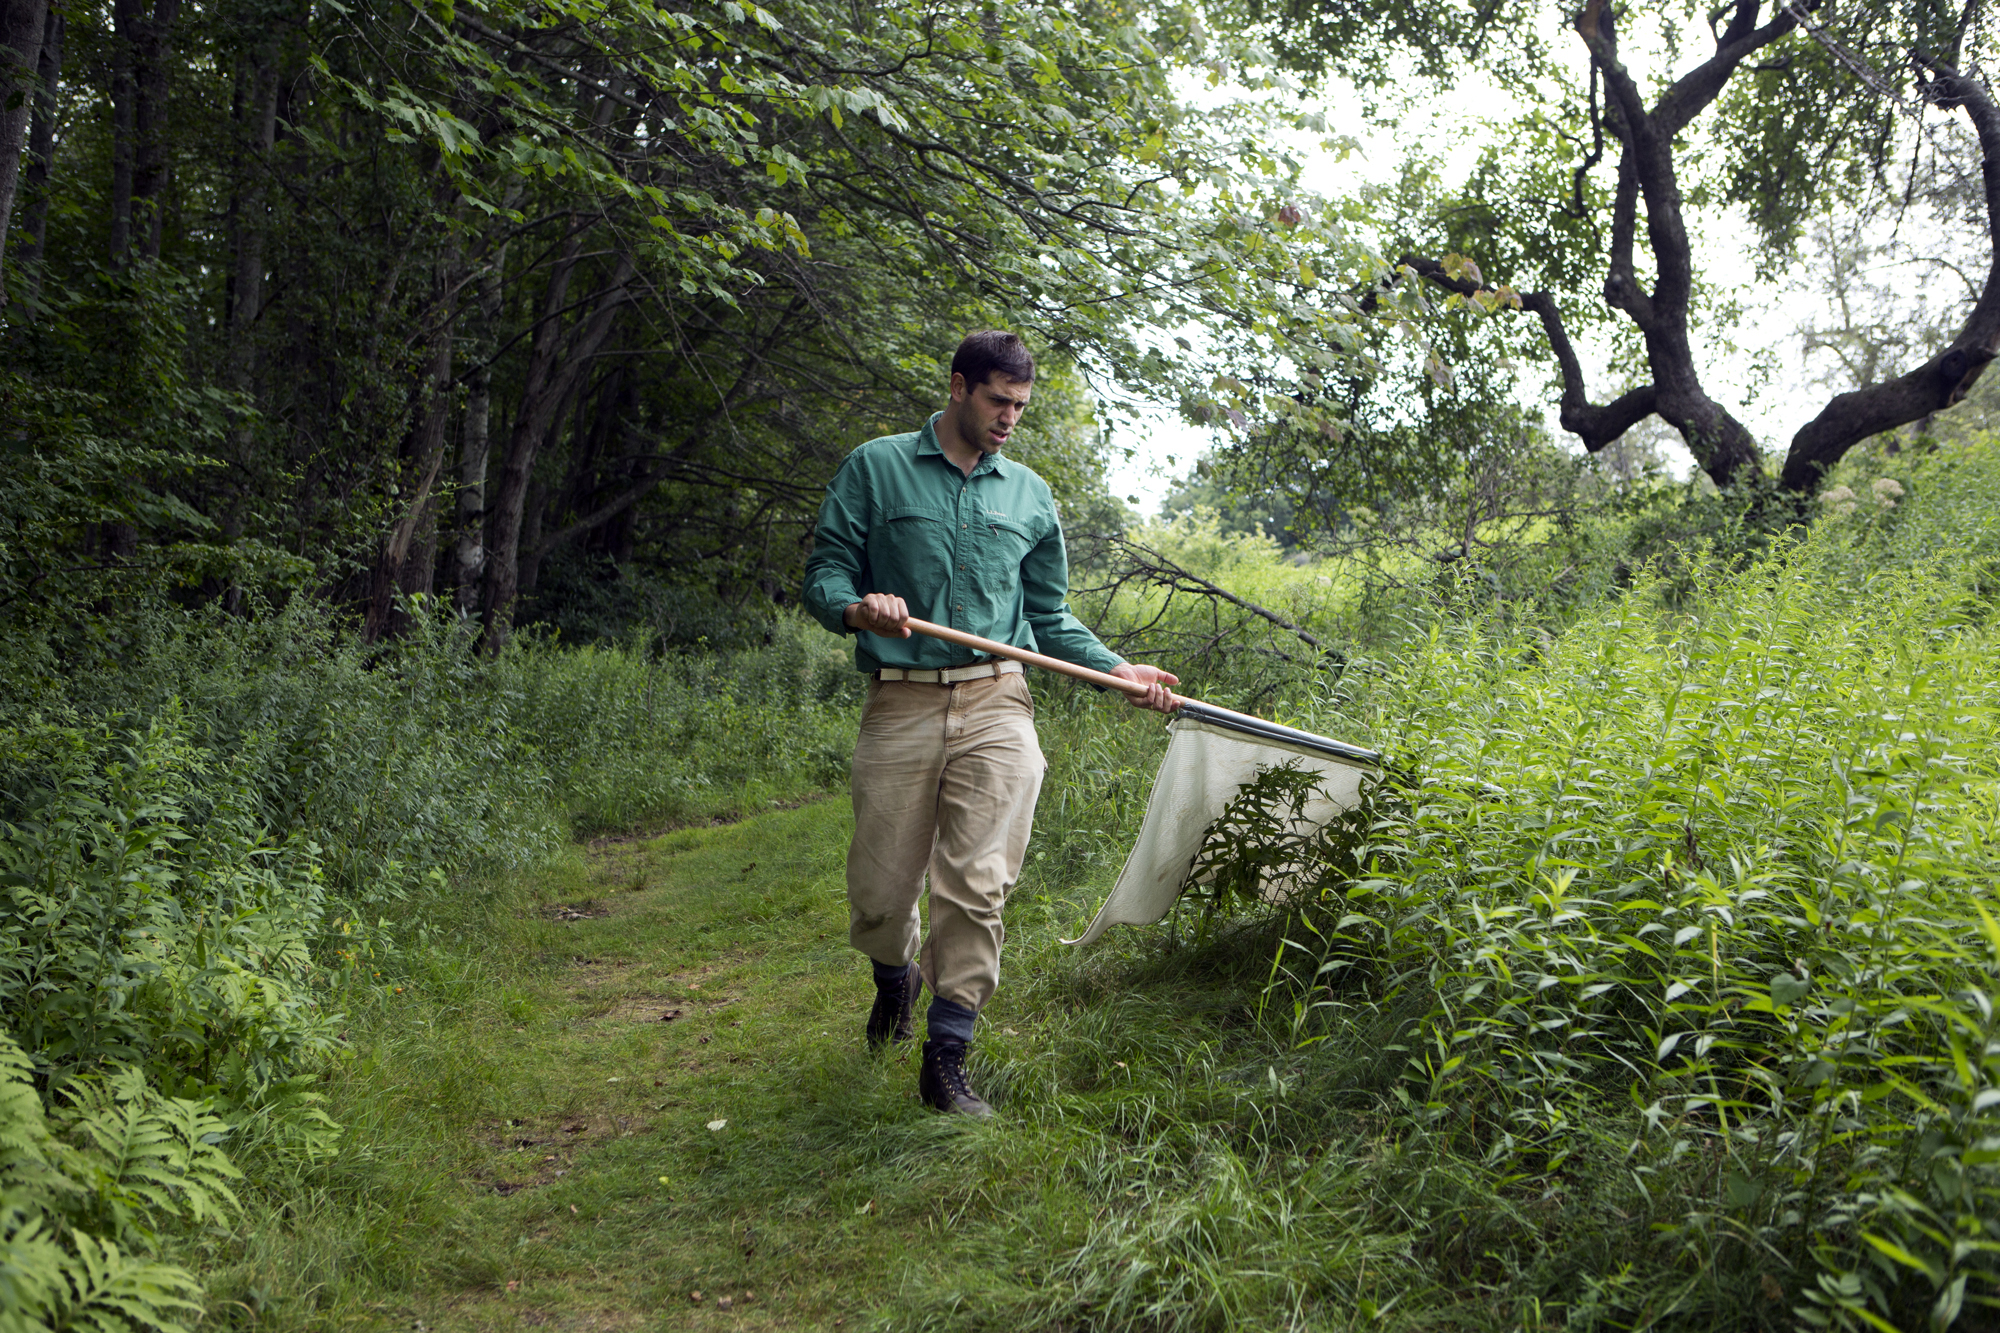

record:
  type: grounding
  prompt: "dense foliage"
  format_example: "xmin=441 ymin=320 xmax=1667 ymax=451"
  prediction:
xmin=5 ymin=0 xmax=2000 ymax=1328
xmin=0 ymin=602 xmax=854 ymax=1330
xmin=1124 ymin=437 xmax=2000 ymax=1329
xmin=0 ymin=0 xmax=1370 ymax=652
xmin=6 ymin=381 xmax=1999 ymax=1333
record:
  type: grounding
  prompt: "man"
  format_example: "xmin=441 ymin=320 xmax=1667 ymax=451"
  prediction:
xmin=802 ymin=330 xmax=1177 ymax=1117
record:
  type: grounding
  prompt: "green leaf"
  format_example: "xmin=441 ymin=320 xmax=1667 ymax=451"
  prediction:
xmin=1932 ymin=1274 xmax=1967 ymax=1332
xmin=1860 ymin=1232 xmax=1940 ymax=1283
xmin=1771 ymin=972 xmax=1811 ymax=1005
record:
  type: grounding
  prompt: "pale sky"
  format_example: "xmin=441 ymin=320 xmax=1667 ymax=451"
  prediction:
xmin=1103 ymin=19 xmax=1969 ymax=513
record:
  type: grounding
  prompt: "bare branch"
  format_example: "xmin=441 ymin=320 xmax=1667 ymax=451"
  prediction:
xmin=1092 ymin=533 xmax=1328 ymax=654
xmin=1397 ymin=255 xmax=1660 ymax=451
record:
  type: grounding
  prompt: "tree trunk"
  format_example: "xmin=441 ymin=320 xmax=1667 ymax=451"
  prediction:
xmin=16 ymin=6 xmax=60 ymax=308
xmin=1779 ymin=65 xmax=2000 ymax=490
xmin=455 ymin=365 xmax=494 ymax=617
xmin=480 ymin=243 xmax=635 ymax=653
xmin=574 ymin=370 xmax=637 ymax=557
xmin=551 ymin=367 xmax=615 ymax=538
xmin=225 ymin=39 xmax=280 ymax=370
xmin=402 ymin=493 xmax=440 ymax=606
xmin=216 ymin=34 xmax=280 ymax=560
xmin=1405 ymin=0 xmax=1794 ymax=491
xmin=109 ymin=0 xmax=180 ymax=266
xmin=132 ymin=0 xmax=178 ymax=261
xmin=479 ymin=235 xmax=582 ymax=650
xmin=1571 ymin=0 xmax=1782 ymax=490
xmin=453 ymin=251 xmax=507 ymax=615
xmin=109 ymin=0 xmax=139 ymax=262
xmin=0 ymin=0 xmax=51 ymax=295
xmin=517 ymin=478 xmax=546 ymax=598
xmin=363 ymin=264 xmax=458 ymax=643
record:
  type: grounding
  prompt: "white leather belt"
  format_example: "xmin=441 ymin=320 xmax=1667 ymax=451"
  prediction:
xmin=877 ymin=660 xmax=1024 ymax=684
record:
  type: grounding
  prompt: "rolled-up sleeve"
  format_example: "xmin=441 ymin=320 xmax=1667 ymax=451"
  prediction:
xmin=1021 ymin=520 xmax=1124 ymax=673
xmin=802 ymin=453 xmax=869 ymax=636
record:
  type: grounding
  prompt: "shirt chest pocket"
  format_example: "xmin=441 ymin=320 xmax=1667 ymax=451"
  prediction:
xmin=870 ymin=507 xmax=953 ymax=594
xmin=973 ymin=515 xmax=1036 ymax=583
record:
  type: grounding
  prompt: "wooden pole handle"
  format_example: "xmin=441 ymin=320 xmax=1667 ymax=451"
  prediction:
xmin=901 ymin=617 xmax=1179 ymax=705
xmin=900 ymin=615 xmax=1380 ymax=767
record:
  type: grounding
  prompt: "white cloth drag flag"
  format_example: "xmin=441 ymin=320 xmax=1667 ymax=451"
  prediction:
xmin=1064 ymin=704 xmax=1379 ymax=946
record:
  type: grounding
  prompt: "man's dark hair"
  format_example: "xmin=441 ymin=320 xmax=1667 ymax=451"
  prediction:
xmin=951 ymin=330 xmax=1035 ymax=388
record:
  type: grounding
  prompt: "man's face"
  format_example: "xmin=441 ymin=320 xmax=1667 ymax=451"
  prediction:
xmin=950 ymin=372 xmax=1033 ymax=454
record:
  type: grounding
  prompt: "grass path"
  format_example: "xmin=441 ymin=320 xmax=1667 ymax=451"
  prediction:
xmin=276 ymin=781 xmax=1419 ymax=1333
xmin=340 ymin=797 xmax=951 ymax=1331
xmin=300 ymin=796 xmax=1192 ymax=1333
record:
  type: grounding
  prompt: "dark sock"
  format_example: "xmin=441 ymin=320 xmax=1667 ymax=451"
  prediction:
xmin=926 ymin=994 xmax=976 ymax=1043
xmin=872 ymin=958 xmax=914 ymax=988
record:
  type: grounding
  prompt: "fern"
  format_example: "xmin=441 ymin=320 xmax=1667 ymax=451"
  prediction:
xmin=0 ymin=1031 xmax=219 ymax=1333
xmin=58 ymin=1072 xmax=241 ymax=1246
xmin=45 ymin=1235 xmax=201 ymax=1333
xmin=0 ymin=1204 xmax=65 ymax=1333
xmin=0 ymin=712 xmax=339 ymax=1114
xmin=0 ymin=1043 xmax=56 ymax=1194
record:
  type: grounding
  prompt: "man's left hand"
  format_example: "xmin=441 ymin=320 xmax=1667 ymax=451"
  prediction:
xmin=1110 ymin=662 xmax=1179 ymax=713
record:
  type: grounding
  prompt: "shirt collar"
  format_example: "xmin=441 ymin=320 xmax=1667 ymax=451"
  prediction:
xmin=917 ymin=412 xmax=1010 ymax=477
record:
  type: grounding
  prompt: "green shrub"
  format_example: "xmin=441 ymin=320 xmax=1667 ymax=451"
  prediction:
xmin=511 ymin=612 xmax=860 ymax=832
xmin=0 ymin=711 xmax=342 ymax=1145
xmin=1191 ymin=444 xmax=2000 ymax=1328
xmin=0 ymin=595 xmax=861 ymax=1324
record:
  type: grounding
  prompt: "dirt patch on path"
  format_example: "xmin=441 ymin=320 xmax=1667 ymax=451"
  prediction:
xmin=588 ymin=958 xmax=747 ymax=1023
xmin=471 ymin=1111 xmax=651 ymax=1197
xmin=593 ymin=994 xmax=742 ymax=1025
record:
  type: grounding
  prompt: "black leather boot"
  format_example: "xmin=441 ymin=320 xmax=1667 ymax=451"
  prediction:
xmin=866 ymin=962 xmax=921 ymax=1050
xmin=919 ymin=1037 xmax=992 ymax=1117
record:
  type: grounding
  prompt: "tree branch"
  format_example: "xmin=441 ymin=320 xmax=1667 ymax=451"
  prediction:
xmin=1398 ymin=255 xmax=1659 ymax=450
xmin=1654 ymin=0 xmax=1798 ymax=138
xmin=1095 ymin=533 xmax=1328 ymax=654
xmin=1603 ymin=152 xmax=1654 ymax=328
xmin=1519 ymin=291 xmax=1661 ymax=448
xmin=1782 ymin=61 xmax=2000 ymax=489
xmin=1575 ymin=0 xmax=1764 ymax=484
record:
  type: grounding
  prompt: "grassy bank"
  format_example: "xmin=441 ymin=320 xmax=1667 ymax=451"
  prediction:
xmin=11 ymin=437 xmax=2000 ymax=1332
xmin=202 ymin=439 xmax=2000 ymax=1333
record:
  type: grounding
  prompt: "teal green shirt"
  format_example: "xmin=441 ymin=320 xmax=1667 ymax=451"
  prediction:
xmin=802 ymin=413 xmax=1125 ymax=675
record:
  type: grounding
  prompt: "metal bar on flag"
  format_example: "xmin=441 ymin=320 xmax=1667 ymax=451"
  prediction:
xmin=1173 ymin=699 xmax=1379 ymax=766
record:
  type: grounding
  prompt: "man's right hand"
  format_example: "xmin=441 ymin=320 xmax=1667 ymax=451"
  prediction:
xmin=844 ymin=594 xmax=912 ymax=638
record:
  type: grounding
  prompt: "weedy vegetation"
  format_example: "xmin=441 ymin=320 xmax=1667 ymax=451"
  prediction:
xmin=0 ymin=606 xmax=856 ymax=1331
xmin=6 ymin=439 xmax=2000 ymax=1333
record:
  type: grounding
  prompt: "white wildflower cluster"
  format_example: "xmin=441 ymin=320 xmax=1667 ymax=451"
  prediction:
xmin=1818 ymin=478 xmax=1905 ymax=517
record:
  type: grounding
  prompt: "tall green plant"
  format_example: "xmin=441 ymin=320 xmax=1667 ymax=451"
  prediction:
xmin=1173 ymin=442 xmax=2000 ymax=1328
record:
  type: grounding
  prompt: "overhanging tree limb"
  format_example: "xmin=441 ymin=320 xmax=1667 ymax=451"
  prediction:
xmin=1400 ymin=256 xmax=1659 ymax=451
xmin=1781 ymin=57 xmax=2000 ymax=489
xmin=1092 ymin=533 xmax=1328 ymax=655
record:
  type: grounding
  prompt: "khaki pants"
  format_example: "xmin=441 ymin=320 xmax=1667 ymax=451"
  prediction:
xmin=846 ymin=673 xmax=1045 ymax=1014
